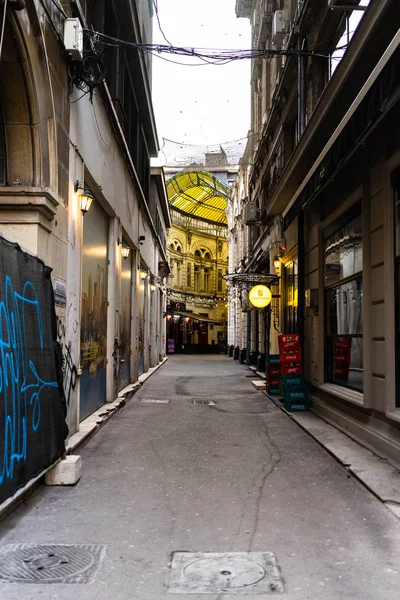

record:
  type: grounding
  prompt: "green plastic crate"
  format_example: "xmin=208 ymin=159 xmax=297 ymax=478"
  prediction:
xmin=281 ymin=374 xmax=304 ymax=389
xmin=266 ymin=354 xmax=280 ymax=365
xmin=284 ymin=397 xmax=310 ymax=411
xmin=268 ymin=385 xmax=281 ymax=395
xmin=284 ymin=387 xmax=309 ymax=411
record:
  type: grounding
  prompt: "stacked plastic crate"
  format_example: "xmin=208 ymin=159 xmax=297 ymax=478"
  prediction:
xmin=278 ymin=334 xmax=309 ymax=411
xmin=266 ymin=354 xmax=281 ymax=395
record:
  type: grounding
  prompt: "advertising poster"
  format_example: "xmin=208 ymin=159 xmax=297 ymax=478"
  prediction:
xmin=80 ymin=200 xmax=108 ymax=421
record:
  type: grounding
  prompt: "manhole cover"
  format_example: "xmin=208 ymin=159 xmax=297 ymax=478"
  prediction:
xmin=168 ymin=551 xmax=284 ymax=594
xmin=0 ymin=544 xmax=106 ymax=584
xmin=140 ymin=399 xmax=170 ymax=404
xmin=192 ymin=400 xmax=216 ymax=405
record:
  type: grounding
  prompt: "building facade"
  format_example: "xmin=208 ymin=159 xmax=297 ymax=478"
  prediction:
xmin=230 ymin=0 xmax=400 ymax=464
xmin=0 ymin=0 xmax=170 ymax=504
xmin=165 ymin=165 xmax=231 ymax=353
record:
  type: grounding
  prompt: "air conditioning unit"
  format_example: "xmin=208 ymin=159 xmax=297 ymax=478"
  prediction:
xmin=272 ymin=10 xmax=288 ymax=43
xmin=64 ymin=18 xmax=83 ymax=61
xmin=244 ymin=202 xmax=260 ymax=225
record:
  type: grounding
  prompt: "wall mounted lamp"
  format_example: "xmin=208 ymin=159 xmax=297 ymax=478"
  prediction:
xmin=140 ymin=271 xmax=148 ymax=280
xmin=74 ymin=180 xmax=94 ymax=215
xmin=117 ymin=238 xmax=130 ymax=259
xmin=273 ymin=256 xmax=282 ymax=275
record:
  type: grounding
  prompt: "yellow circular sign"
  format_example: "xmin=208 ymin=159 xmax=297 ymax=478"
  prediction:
xmin=248 ymin=285 xmax=272 ymax=308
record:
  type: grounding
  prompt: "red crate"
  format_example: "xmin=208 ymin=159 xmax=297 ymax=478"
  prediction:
xmin=280 ymin=351 xmax=302 ymax=363
xmin=279 ymin=340 xmax=301 ymax=351
xmin=267 ymin=365 xmax=281 ymax=376
xmin=281 ymin=363 xmax=302 ymax=375
xmin=279 ymin=334 xmax=301 ymax=345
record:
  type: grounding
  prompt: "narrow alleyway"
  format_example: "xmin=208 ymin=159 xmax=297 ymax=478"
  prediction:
xmin=1 ymin=355 xmax=400 ymax=599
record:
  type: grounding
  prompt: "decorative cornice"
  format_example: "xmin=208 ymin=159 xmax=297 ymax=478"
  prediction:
xmin=0 ymin=187 xmax=60 ymax=220
xmin=235 ymin=0 xmax=254 ymax=19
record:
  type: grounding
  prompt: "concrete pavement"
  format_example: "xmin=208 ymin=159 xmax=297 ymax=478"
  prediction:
xmin=1 ymin=354 xmax=400 ymax=599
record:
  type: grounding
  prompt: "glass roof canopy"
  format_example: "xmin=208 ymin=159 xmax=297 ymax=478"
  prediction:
xmin=166 ymin=170 xmax=230 ymax=225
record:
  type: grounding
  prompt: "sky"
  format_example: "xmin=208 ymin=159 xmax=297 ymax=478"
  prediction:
xmin=151 ymin=0 xmax=251 ymax=157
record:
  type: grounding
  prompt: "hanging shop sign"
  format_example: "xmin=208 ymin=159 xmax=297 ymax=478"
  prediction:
xmin=248 ymin=285 xmax=272 ymax=308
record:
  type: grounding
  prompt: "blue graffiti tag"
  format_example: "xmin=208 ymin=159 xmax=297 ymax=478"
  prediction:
xmin=0 ymin=276 xmax=58 ymax=485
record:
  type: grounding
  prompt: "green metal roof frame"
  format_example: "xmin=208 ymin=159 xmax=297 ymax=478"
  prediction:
xmin=166 ymin=170 xmax=231 ymax=225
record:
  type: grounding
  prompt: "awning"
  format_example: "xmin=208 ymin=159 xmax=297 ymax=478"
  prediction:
xmin=169 ymin=310 xmax=222 ymax=324
xmin=223 ymin=272 xmax=279 ymax=285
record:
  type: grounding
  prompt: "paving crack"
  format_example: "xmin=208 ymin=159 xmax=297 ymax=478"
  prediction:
xmin=247 ymin=420 xmax=282 ymax=551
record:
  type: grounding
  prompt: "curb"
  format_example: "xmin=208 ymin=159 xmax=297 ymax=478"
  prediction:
xmin=264 ymin=391 xmax=400 ymax=520
xmin=0 ymin=357 xmax=168 ymax=522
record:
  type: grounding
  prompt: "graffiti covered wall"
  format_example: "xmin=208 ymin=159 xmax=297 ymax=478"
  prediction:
xmin=0 ymin=237 xmax=68 ymax=504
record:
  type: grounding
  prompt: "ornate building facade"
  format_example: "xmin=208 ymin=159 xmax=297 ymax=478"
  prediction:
xmin=229 ymin=0 xmax=400 ymax=465
xmin=165 ymin=169 xmax=231 ymax=352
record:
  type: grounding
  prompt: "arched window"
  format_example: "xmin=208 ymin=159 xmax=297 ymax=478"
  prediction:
xmin=194 ymin=250 xmax=201 ymax=257
xmin=204 ymin=252 xmax=211 ymax=260
xmin=0 ymin=109 xmax=6 ymax=186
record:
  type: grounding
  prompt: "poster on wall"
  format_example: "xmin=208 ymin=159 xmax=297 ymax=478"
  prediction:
xmin=138 ymin=275 xmax=145 ymax=375
xmin=118 ymin=251 xmax=132 ymax=391
xmin=80 ymin=200 xmax=109 ymax=421
xmin=0 ymin=236 xmax=68 ymax=504
xmin=167 ymin=339 xmax=175 ymax=353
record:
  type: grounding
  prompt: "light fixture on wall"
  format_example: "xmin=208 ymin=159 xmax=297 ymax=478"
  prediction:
xmin=273 ymin=256 xmax=281 ymax=275
xmin=117 ymin=238 xmax=130 ymax=259
xmin=74 ymin=180 xmax=94 ymax=215
xmin=140 ymin=271 xmax=147 ymax=280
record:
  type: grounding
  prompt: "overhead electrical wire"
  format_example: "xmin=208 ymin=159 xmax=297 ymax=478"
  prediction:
xmin=49 ymin=0 xmax=68 ymax=18
xmin=151 ymin=0 xmax=173 ymax=46
xmin=85 ymin=29 xmax=348 ymax=65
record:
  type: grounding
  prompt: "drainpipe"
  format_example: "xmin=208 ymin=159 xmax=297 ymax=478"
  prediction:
xmin=298 ymin=35 xmax=307 ymax=138
xmin=298 ymin=210 xmax=305 ymax=359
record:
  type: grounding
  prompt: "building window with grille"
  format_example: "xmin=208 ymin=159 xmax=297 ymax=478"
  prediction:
xmin=284 ymin=259 xmax=298 ymax=333
xmin=324 ymin=207 xmax=363 ymax=391
xmin=194 ymin=265 xmax=199 ymax=291
xmin=187 ymin=263 xmax=191 ymax=288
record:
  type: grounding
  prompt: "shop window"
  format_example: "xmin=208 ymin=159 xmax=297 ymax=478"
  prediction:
xmin=0 ymin=109 xmax=5 ymax=186
xmin=324 ymin=211 xmax=363 ymax=391
xmin=284 ymin=260 xmax=298 ymax=333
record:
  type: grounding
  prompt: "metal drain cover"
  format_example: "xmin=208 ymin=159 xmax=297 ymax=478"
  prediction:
xmin=140 ymin=399 xmax=170 ymax=404
xmin=168 ymin=551 xmax=284 ymax=594
xmin=192 ymin=400 xmax=216 ymax=405
xmin=0 ymin=544 xmax=106 ymax=584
